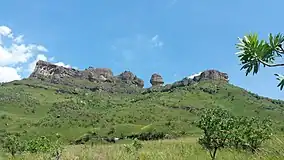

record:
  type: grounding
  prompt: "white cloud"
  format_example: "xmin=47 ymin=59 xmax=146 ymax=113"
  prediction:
xmin=0 ymin=66 xmax=21 ymax=82
xmin=0 ymin=25 xmax=48 ymax=66
xmin=187 ymin=72 xmax=202 ymax=79
xmin=54 ymin=62 xmax=71 ymax=68
xmin=0 ymin=25 xmax=72 ymax=83
xmin=151 ymin=35 xmax=164 ymax=48
xmin=0 ymin=26 xmax=12 ymax=36
xmin=13 ymin=35 xmax=24 ymax=43
xmin=36 ymin=45 xmax=48 ymax=52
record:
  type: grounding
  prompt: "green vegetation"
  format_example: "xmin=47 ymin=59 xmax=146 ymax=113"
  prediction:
xmin=196 ymin=107 xmax=273 ymax=160
xmin=1 ymin=136 xmax=284 ymax=160
xmin=1 ymin=76 xmax=284 ymax=159
xmin=236 ymin=33 xmax=284 ymax=89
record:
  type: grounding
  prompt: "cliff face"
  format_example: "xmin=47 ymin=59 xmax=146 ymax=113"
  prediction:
xmin=29 ymin=61 xmax=229 ymax=91
xmin=29 ymin=60 xmax=144 ymax=88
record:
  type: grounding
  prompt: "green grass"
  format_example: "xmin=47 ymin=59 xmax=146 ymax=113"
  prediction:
xmin=1 ymin=78 xmax=284 ymax=159
xmin=2 ymin=136 xmax=284 ymax=160
xmin=1 ymin=79 xmax=284 ymax=141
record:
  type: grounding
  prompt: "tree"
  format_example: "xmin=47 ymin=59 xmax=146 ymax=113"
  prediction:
xmin=196 ymin=107 xmax=273 ymax=159
xmin=2 ymin=135 xmax=25 ymax=157
xmin=228 ymin=117 xmax=272 ymax=153
xmin=236 ymin=33 xmax=284 ymax=89
xmin=195 ymin=107 xmax=235 ymax=160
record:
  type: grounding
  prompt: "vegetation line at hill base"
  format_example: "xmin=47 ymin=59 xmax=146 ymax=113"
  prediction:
xmin=1 ymin=136 xmax=284 ymax=160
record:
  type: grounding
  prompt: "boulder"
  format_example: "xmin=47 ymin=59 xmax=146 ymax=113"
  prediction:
xmin=150 ymin=73 xmax=164 ymax=87
xmin=116 ymin=71 xmax=144 ymax=88
xmin=84 ymin=68 xmax=114 ymax=82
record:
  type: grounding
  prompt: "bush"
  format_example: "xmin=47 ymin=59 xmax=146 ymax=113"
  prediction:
xmin=2 ymin=135 xmax=25 ymax=157
xmin=25 ymin=136 xmax=53 ymax=153
xmin=196 ymin=107 xmax=273 ymax=160
xmin=126 ymin=131 xmax=166 ymax=141
xmin=196 ymin=107 xmax=235 ymax=160
xmin=229 ymin=117 xmax=272 ymax=152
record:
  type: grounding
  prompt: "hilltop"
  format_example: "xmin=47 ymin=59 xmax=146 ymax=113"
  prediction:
xmin=0 ymin=60 xmax=284 ymax=144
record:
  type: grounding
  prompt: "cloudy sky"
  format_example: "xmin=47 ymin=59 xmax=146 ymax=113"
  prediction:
xmin=0 ymin=0 xmax=283 ymax=99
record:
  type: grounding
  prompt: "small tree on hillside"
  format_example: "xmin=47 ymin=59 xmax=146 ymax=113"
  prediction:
xmin=195 ymin=107 xmax=235 ymax=160
xmin=196 ymin=107 xmax=273 ymax=159
xmin=2 ymin=135 xmax=25 ymax=157
xmin=230 ymin=117 xmax=273 ymax=153
xmin=236 ymin=33 xmax=284 ymax=89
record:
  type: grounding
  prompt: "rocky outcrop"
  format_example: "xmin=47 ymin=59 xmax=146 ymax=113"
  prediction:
xmin=30 ymin=60 xmax=81 ymax=79
xmin=143 ymin=69 xmax=229 ymax=94
xmin=150 ymin=73 xmax=164 ymax=87
xmin=29 ymin=60 xmax=144 ymax=88
xmin=193 ymin=70 xmax=229 ymax=82
xmin=85 ymin=67 xmax=114 ymax=82
xmin=29 ymin=61 xmax=229 ymax=92
xmin=116 ymin=71 xmax=144 ymax=88
xmin=172 ymin=77 xmax=195 ymax=87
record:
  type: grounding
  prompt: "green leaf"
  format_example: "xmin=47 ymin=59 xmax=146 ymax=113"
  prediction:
xmin=275 ymin=74 xmax=284 ymax=90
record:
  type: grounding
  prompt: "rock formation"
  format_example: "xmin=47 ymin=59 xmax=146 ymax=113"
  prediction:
xmin=193 ymin=70 xmax=229 ymax=82
xmin=150 ymin=73 xmax=164 ymax=87
xmin=29 ymin=61 xmax=229 ymax=92
xmin=117 ymin=71 xmax=144 ymax=88
xmin=29 ymin=60 xmax=144 ymax=88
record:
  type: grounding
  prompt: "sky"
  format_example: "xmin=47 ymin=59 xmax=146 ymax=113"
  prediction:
xmin=0 ymin=0 xmax=283 ymax=100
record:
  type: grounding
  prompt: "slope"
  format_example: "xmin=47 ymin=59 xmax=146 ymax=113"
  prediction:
xmin=1 ymin=76 xmax=284 ymax=144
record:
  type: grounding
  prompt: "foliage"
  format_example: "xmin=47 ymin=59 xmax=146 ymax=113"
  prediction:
xmin=25 ymin=136 xmax=53 ymax=153
xmin=126 ymin=131 xmax=167 ymax=141
xmin=122 ymin=138 xmax=143 ymax=158
xmin=229 ymin=117 xmax=273 ymax=153
xmin=236 ymin=33 xmax=284 ymax=89
xmin=0 ymin=78 xmax=284 ymax=151
xmin=7 ymin=136 xmax=284 ymax=160
xmin=196 ymin=107 xmax=273 ymax=160
xmin=196 ymin=107 xmax=235 ymax=160
xmin=2 ymin=135 xmax=25 ymax=157
xmin=132 ymin=138 xmax=143 ymax=151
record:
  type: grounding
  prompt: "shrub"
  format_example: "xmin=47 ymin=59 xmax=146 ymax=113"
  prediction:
xmin=25 ymin=136 xmax=53 ymax=153
xmin=196 ymin=107 xmax=273 ymax=160
xmin=126 ymin=131 xmax=166 ymax=141
xmin=2 ymin=135 xmax=25 ymax=157
xmin=196 ymin=107 xmax=235 ymax=160
xmin=229 ymin=117 xmax=273 ymax=152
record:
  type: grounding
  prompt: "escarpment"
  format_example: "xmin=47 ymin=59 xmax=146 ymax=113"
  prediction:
xmin=29 ymin=60 xmax=229 ymax=93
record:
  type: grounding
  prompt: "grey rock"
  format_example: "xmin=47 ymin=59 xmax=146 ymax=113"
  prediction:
xmin=29 ymin=60 xmax=144 ymax=89
xmin=150 ymin=73 xmax=164 ymax=87
xmin=193 ymin=69 xmax=229 ymax=82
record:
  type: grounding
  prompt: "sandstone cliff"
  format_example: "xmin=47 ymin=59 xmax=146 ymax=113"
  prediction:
xmin=29 ymin=61 xmax=229 ymax=93
xmin=29 ymin=60 xmax=144 ymax=88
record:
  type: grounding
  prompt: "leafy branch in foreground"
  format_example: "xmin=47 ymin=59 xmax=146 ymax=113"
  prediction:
xmin=236 ymin=33 xmax=284 ymax=90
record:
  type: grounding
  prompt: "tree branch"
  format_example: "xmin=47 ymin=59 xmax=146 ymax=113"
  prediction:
xmin=258 ymin=59 xmax=284 ymax=67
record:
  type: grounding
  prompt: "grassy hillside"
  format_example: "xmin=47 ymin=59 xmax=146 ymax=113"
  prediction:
xmin=1 ymin=78 xmax=284 ymax=144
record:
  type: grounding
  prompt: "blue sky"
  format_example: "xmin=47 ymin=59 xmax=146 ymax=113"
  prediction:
xmin=0 ymin=0 xmax=283 ymax=99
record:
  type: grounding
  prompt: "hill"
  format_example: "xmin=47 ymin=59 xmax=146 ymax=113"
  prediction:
xmin=0 ymin=60 xmax=284 ymax=144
